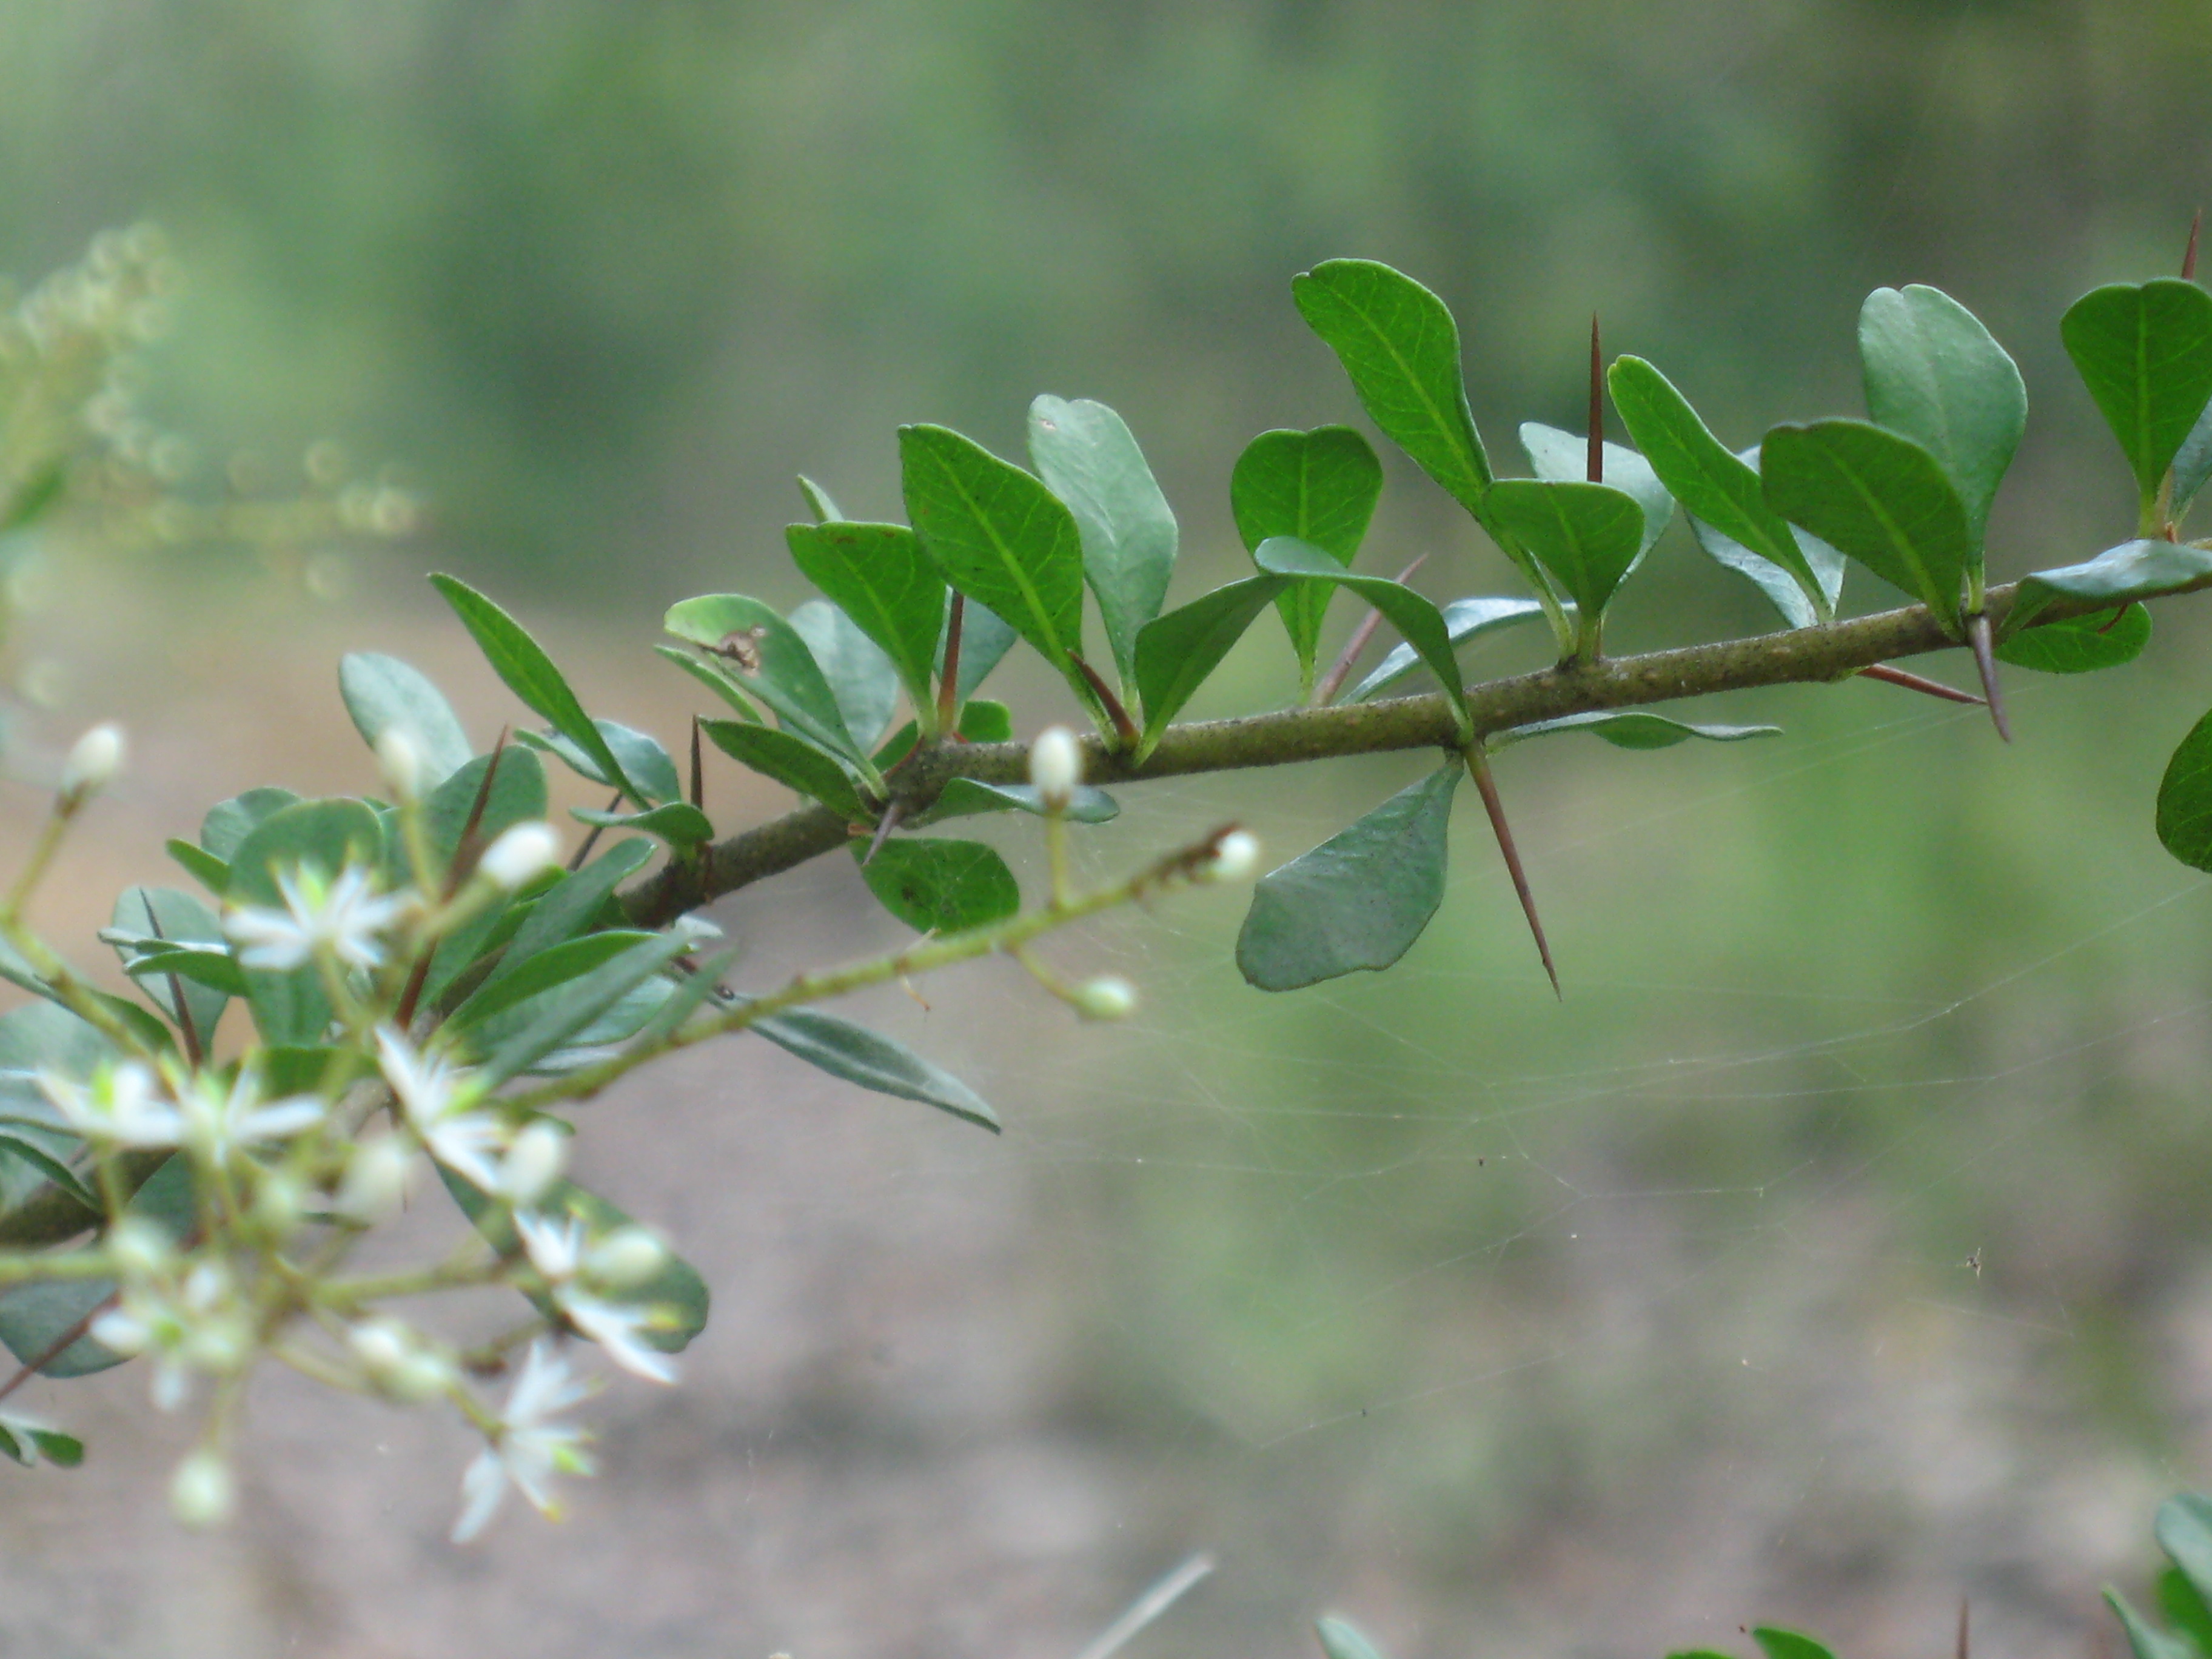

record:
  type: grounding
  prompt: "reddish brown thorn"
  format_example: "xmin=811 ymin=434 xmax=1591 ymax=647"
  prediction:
xmin=862 ymin=798 xmax=905 ymax=866
xmin=1313 ymin=554 xmax=1430 ymax=706
xmin=689 ymin=716 xmax=705 ymax=810
xmin=2186 ymin=209 xmax=2202 ymax=281
xmin=2097 ymin=602 xmax=2137 ymax=634
xmin=0 ymin=1292 xmax=116 ymax=1407
xmin=1963 ymin=613 xmax=2012 ymax=741
xmin=1957 ymin=1597 xmax=1969 ymax=1659
xmin=566 ymin=790 xmax=621 ymax=873
xmin=1857 ymin=662 xmax=1986 ymax=706
xmin=1466 ymin=748 xmax=1560 ymax=998
xmin=937 ymin=593 xmax=966 ymax=732
xmin=447 ymin=728 xmax=511 ymax=897
xmin=1587 ymin=312 xmax=1604 ymax=484
xmin=1067 ymin=650 xmax=1140 ymax=749
xmin=143 ymin=908 xmax=203 ymax=1067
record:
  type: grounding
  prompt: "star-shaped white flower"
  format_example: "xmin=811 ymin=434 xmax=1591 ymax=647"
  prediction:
xmin=41 ymin=1061 xmax=183 ymax=1147
xmin=513 ymin=1210 xmax=678 ymax=1385
xmin=376 ymin=1027 xmax=508 ymax=1191
xmin=175 ymin=1067 xmax=324 ymax=1167
xmin=451 ymin=1340 xmax=598 ymax=1543
xmin=224 ymin=863 xmax=411 ymax=972
xmin=90 ymin=1259 xmax=252 ymax=1412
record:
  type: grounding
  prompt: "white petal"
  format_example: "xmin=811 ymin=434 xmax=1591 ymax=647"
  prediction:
xmin=451 ymin=1449 xmax=510 ymax=1543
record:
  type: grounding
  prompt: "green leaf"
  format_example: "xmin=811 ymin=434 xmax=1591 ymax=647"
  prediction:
xmin=1859 ymin=284 xmax=2026 ymax=548
xmin=481 ymin=934 xmax=692 ymax=1084
xmin=2005 ymin=539 xmax=2212 ymax=634
xmin=109 ymin=886 xmax=227 ymax=1045
xmin=1751 ymin=1630 xmax=1837 ymax=1659
xmin=796 ymin=474 xmax=843 ymax=523
xmin=431 ymin=574 xmax=650 ymax=807
xmin=2110 ymin=1591 xmax=2197 ymax=1659
xmin=2157 ymin=702 xmax=2212 ymax=871
xmin=516 ymin=721 xmax=681 ymax=805
xmin=2158 ymin=1494 xmax=2212 ymax=1616
xmin=226 ymin=799 xmax=386 ymax=1046
xmin=1 ymin=463 xmax=67 ymax=534
xmin=569 ymin=801 xmax=713 ymax=849
xmin=449 ymin=931 xmax=660 ymax=1037
xmin=1760 ymin=419 xmax=1973 ymax=631
xmin=1497 ymin=711 xmax=1780 ymax=750
xmin=856 ymin=838 xmax=1020 ymax=934
xmin=0 ymin=1134 xmax=96 ymax=1210
xmin=784 ymin=522 xmax=945 ymax=724
xmin=898 ymin=424 xmax=1090 ymax=708
xmin=655 ymin=642 xmax=765 ymax=723
xmin=1483 ymin=480 xmax=1644 ymax=652
xmin=1237 ymin=765 xmax=1460 ymax=991
xmin=421 ymin=748 xmax=550 ymax=885
xmin=1131 ymin=575 xmax=1288 ymax=758
xmin=112 ymin=947 xmax=246 ymax=999
xmin=700 ymin=719 xmax=869 ymax=820
xmin=957 ymin=699 xmax=1013 ymax=743
xmin=748 ymin=1005 xmax=999 ymax=1132
xmin=1316 ymin=1616 xmax=1393 ymax=1659
xmin=479 ymin=839 xmax=655 ymax=992
xmin=940 ymin=594 xmax=1019 ymax=703
xmin=1687 ymin=448 xmax=1848 ymax=631
xmin=338 ymin=652 xmax=474 ymax=790
xmin=1996 ymin=605 xmax=2151 ymax=674
xmin=199 ymin=787 xmax=301 ymax=862
xmin=1253 ymin=538 xmax=1472 ymax=743
xmin=789 ymin=598 xmax=901 ymax=752
xmin=2162 ymin=1565 xmax=2212 ymax=1659
xmin=2173 ymin=400 xmax=2212 ymax=521
xmin=1029 ymin=395 xmax=1179 ymax=691
xmin=0 ymin=1156 xmax=195 ymax=1378
xmin=0 ymin=1418 xmax=84 ymax=1468
xmin=1292 ymin=260 xmax=1492 ymax=514
xmin=2060 ymin=280 xmax=2212 ymax=509
xmin=1347 ymin=596 xmax=1550 ymax=702
xmin=1518 ymin=421 xmax=1675 ymax=561
xmin=927 ymin=778 xmax=1119 ymax=825
xmin=663 ymin=595 xmax=870 ymax=770
xmin=1230 ymin=426 xmax=1384 ymax=683
xmin=1609 ymin=357 xmax=1831 ymax=617
xmin=441 ymin=1171 xmax=709 ymax=1356
xmin=165 ymin=837 xmax=229 ymax=895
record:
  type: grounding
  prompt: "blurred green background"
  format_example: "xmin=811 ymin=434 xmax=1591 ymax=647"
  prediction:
xmin=11 ymin=3 xmax=2212 ymax=1657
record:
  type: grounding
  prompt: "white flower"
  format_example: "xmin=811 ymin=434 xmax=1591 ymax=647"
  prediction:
xmin=514 ymin=1210 xmax=678 ymax=1385
xmin=42 ymin=1061 xmax=182 ymax=1147
xmin=451 ymin=1341 xmax=598 ymax=1543
xmin=1028 ymin=726 xmax=1081 ymax=806
xmin=376 ymin=1027 xmax=508 ymax=1191
xmin=169 ymin=1447 xmax=233 ymax=1527
xmin=478 ymin=822 xmax=561 ymax=890
xmin=498 ymin=1120 xmax=568 ymax=1206
xmin=225 ymin=863 xmax=411 ymax=971
xmin=91 ymin=1259 xmax=252 ymax=1412
xmin=334 ymin=1134 xmax=415 ymax=1221
xmin=174 ymin=1067 xmax=324 ymax=1167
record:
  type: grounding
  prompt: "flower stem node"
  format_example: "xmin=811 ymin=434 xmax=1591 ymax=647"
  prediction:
xmin=1028 ymin=726 xmax=1082 ymax=809
xmin=478 ymin=822 xmax=563 ymax=890
xmin=1200 ymin=829 xmax=1262 ymax=884
xmin=1071 ymin=975 xmax=1139 ymax=1021
xmin=169 ymin=1447 xmax=235 ymax=1528
xmin=58 ymin=722 xmax=124 ymax=811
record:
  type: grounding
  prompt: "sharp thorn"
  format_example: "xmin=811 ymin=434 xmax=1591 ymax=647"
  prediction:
xmin=1313 ymin=553 xmax=1429 ymax=705
xmin=937 ymin=592 xmax=966 ymax=732
xmin=1957 ymin=1597 xmax=1970 ymax=1659
xmin=689 ymin=715 xmax=705 ymax=810
xmin=1965 ymin=614 xmax=2012 ymax=741
xmin=2187 ymin=209 xmax=2203 ymax=282
xmin=1467 ymin=748 xmax=1560 ymax=997
xmin=862 ymin=798 xmax=905 ymax=867
xmin=1857 ymin=662 xmax=1986 ymax=706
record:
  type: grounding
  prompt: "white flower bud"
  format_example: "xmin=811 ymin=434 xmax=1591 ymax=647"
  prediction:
xmin=252 ymin=1171 xmax=305 ymax=1234
xmin=1071 ymin=975 xmax=1138 ymax=1021
xmin=58 ymin=722 xmax=123 ymax=808
xmin=347 ymin=1318 xmax=409 ymax=1376
xmin=1028 ymin=726 xmax=1081 ymax=808
xmin=498 ymin=1120 xmax=568 ymax=1208
xmin=585 ymin=1227 xmax=668 ymax=1290
xmin=349 ymin=1317 xmax=455 ymax=1402
xmin=336 ymin=1135 xmax=413 ymax=1222
xmin=374 ymin=728 xmax=423 ymax=801
xmin=1201 ymin=829 xmax=1262 ymax=884
xmin=478 ymin=822 xmax=561 ymax=890
xmin=391 ymin=1347 xmax=457 ymax=1403
xmin=169 ymin=1447 xmax=234 ymax=1527
xmin=107 ymin=1218 xmax=171 ymax=1278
